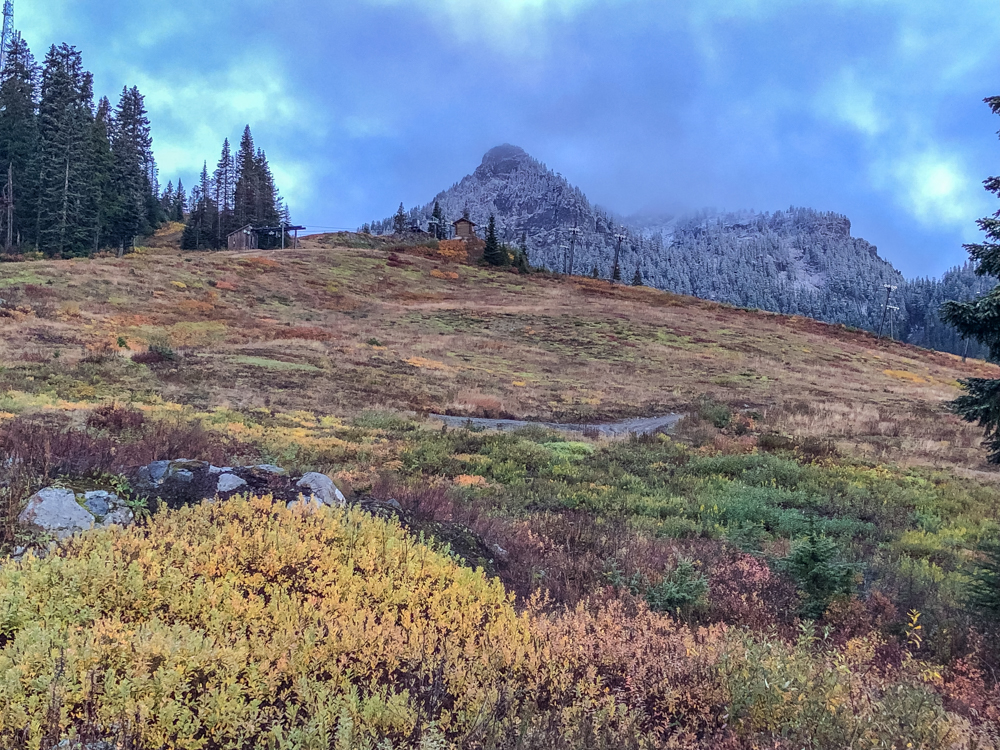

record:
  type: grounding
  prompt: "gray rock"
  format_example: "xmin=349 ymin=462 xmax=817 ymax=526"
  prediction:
xmin=99 ymin=507 xmax=135 ymax=528
xmin=254 ymin=464 xmax=289 ymax=476
xmin=296 ymin=472 xmax=345 ymax=507
xmin=208 ymin=465 xmax=233 ymax=474
xmin=216 ymin=473 xmax=247 ymax=493
xmin=83 ymin=490 xmax=118 ymax=518
xmin=144 ymin=460 xmax=171 ymax=485
xmin=173 ymin=470 xmax=194 ymax=483
xmin=18 ymin=488 xmax=94 ymax=539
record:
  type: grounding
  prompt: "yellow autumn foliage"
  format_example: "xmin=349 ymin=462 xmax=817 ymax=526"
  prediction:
xmin=0 ymin=497 xmax=532 ymax=749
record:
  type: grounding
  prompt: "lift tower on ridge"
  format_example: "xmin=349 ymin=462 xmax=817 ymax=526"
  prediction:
xmin=0 ymin=0 xmax=13 ymax=72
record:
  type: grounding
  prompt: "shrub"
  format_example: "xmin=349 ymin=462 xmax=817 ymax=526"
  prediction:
xmin=778 ymin=530 xmax=858 ymax=620
xmin=696 ymin=395 xmax=732 ymax=429
xmin=965 ymin=540 xmax=1000 ymax=621
xmin=0 ymin=497 xmax=532 ymax=749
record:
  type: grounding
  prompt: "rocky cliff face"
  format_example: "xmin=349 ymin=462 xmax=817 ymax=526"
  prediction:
xmin=368 ymin=145 xmax=979 ymax=352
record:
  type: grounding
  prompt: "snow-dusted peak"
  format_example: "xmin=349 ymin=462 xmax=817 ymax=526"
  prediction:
xmin=481 ymin=144 xmax=529 ymax=166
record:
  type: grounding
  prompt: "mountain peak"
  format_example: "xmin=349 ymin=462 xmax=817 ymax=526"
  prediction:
xmin=480 ymin=144 xmax=529 ymax=167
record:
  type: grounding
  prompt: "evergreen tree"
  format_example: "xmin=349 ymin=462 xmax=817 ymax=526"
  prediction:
xmin=591 ymin=266 xmax=599 ymax=278
xmin=181 ymin=161 xmax=215 ymax=250
xmin=778 ymin=530 xmax=857 ymax=620
xmin=107 ymin=86 xmax=150 ymax=253
xmin=483 ymin=214 xmax=504 ymax=266
xmin=393 ymin=202 xmax=406 ymax=234
xmin=233 ymin=125 xmax=257 ymax=229
xmin=0 ymin=32 xmax=39 ymax=249
xmin=631 ymin=267 xmax=643 ymax=286
xmin=212 ymin=137 xmax=234 ymax=246
xmin=160 ymin=180 xmax=174 ymax=215
xmin=174 ymin=178 xmax=186 ymax=221
xmin=431 ymin=200 xmax=444 ymax=239
xmin=35 ymin=44 xmax=97 ymax=257
xmin=518 ymin=231 xmax=528 ymax=261
xmin=966 ymin=540 xmax=1000 ymax=619
xmin=612 ymin=260 xmax=621 ymax=282
xmin=90 ymin=96 xmax=115 ymax=254
xmin=941 ymin=95 xmax=1000 ymax=461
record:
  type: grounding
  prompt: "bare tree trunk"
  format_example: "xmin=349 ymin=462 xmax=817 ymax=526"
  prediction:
xmin=57 ymin=156 xmax=69 ymax=256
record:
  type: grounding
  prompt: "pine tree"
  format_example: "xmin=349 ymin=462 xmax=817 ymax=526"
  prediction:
xmin=778 ymin=530 xmax=857 ymax=620
xmin=941 ymin=95 xmax=1000 ymax=462
xmin=212 ymin=137 xmax=234 ymax=246
xmin=393 ymin=203 xmax=406 ymax=235
xmin=591 ymin=266 xmax=599 ymax=278
xmin=181 ymin=161 xmax=216 ymax=251
xmin=0 ymin=32 xmax=39 ymax=249
xmin=431 ymin=200 xmax=444 ymax=239
xmin=35 ymin=44 xmax=97 ymax=257
xmin=631 ymin=267 xmax=643 ymax=286
xmin=90 ymin=96 xmax=115 ymax=254
xmin=160 ymin=180 xmax=174 ymax=215
xmin=966 ymin=540 xmax=1000 ymax=619
xmin=174 ymin=178 xmax=186 ymax=221
xmin=233 ymin=125 xmax=257 ymax=230
xmin=483 ymin=214 xmax=504 ymax=266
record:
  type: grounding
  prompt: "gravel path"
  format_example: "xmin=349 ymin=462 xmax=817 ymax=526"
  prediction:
xmin=428 ymin=413 xmax=683 ymax=437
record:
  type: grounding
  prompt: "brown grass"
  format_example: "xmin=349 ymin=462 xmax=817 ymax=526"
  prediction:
xmin=0 ymin=230 xmax=993 ymax=470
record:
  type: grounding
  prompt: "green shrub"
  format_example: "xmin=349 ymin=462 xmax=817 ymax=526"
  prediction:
xmin=695 ymin=395 xmax=732 ymax=429
xmin=778 ymin=530 xmax=858 ymax=620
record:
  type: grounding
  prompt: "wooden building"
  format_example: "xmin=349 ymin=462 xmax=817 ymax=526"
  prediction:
xmin=452 ymin=218 xmax=477 ymax=239
xmin=228 ymin=224 xmax=258 ymax=251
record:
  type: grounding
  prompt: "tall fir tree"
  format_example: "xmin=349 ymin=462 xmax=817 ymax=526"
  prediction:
xmin=90 ymin=96 xmax=115 ymax=254
xmin=483 ymin=214 xmax=504 ymax=266
xmin=35 ymin=44 xmax=97 ymax=257
xmin=174 ymin=178 xmax=186 ymax=221
xmin=393 ymin=202 xmax=406 ymax=234
xmin=212 ymin=137 xmax=234 ymax=247
xmin=0 ymin=32 xmax=39 ymax=249
xmin=181 ymin=162 xmax=216 ymax=250
xmin=233 ymin=125 xmax=257 ymax=230
xmin=431 ymin=200 xmax=444 ymax=239
xmin=108 ymin=86 xmax=154 ymax=252
xmin=941 ymin=95 xmax=1000 ymax=462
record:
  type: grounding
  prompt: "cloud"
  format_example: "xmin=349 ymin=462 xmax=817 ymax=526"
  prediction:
xmin=873 ymin=149 xmax=988 ymax=234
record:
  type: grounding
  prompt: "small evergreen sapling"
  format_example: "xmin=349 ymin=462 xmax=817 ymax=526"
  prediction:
xmin=631 ymin=267 xmax=643 ymax=286
xmin=966 ymin=540 xmax=1000 ymax=619
xmin=778 ymin=529 xmax=857 ymax=620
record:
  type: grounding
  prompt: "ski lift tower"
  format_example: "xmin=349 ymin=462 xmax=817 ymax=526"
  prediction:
xmin=0 ymin=0 xmax=13 ymax=72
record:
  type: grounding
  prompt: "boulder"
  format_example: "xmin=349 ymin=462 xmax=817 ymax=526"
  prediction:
xmin=82 ymin=490 xmax=115 ymax=517
xmin=216 ymin=473 xmax=247 ymax=493
xmin=18 ymin=488 xmax=94 ymax=539
xmin=296 ymin=472 xmax=345 ymax=507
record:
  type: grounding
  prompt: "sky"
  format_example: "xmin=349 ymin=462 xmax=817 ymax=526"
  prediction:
xmin=16 ymin=0 xmax=1000 ymax=278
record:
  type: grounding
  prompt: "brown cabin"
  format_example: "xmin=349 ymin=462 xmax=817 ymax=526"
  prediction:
xmin=228 ymin=224 xmax=258 ymax=251
xmin=452 ymin=218 xmax=477 ymax=239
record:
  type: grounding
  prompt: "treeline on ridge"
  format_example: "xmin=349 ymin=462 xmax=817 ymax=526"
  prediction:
xmin=0 ymin=34 xmax=166 ymax=257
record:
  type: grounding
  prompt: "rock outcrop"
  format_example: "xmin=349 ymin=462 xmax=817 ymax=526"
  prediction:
xmin=13 ymin=461 xmax=347 ymax=551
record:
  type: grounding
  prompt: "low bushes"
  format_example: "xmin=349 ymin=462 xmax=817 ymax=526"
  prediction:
xmin=0 ymin=497 xmax=989 ymax=749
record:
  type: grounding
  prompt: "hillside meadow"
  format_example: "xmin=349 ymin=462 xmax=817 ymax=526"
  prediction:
xmin=1 ymin=231 xmax=1000 ymax=747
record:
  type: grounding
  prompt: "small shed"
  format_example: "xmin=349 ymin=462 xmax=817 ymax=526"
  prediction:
xmin=452 ymin=218 xmax=477 ymax=239
xmin=228 ymin=224 xmax=258 ymax=251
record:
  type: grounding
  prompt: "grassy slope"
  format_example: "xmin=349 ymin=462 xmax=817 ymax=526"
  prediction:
xmin=0 ymin=228 xmax=994 ymax=471
xmin=4 ymin=230 xmax=1000 ymax=745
